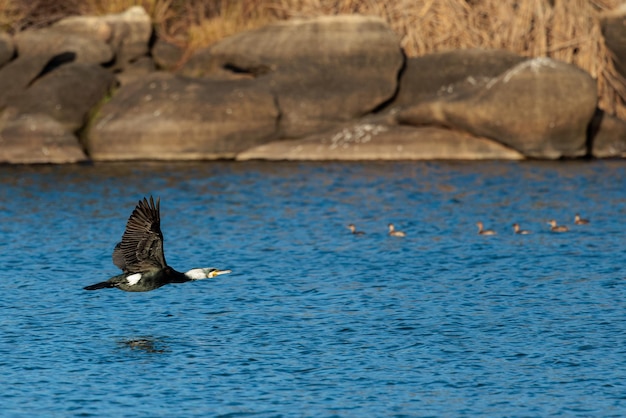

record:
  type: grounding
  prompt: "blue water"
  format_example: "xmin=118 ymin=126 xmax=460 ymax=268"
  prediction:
xmin=1 ymin=161 xmax=625 ymax=417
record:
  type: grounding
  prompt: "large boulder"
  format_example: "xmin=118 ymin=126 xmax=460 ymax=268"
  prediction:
xmin=391 ymin=49 xmax=527 ymax=109
xmin=236 ymin=120 xmax=523 ymax=160
xmin=589 ymin=110 xmax=626 ymax=158
xmin=101 ymin=6 xmax=152 ymax=69
xmin=86 ymin=72 xmax=278 ymax=161
xmin=52 ymin=15 xmax=112 ymax=42
xmin=0 ymin=110 xmax=88 ymax=164
xmin=52 ymin=6 xmax=151 ymax=69
xmin=181 ymin=15 xmax=404 ymax=138
xmin=0 ymin=32 xmax=14 ymax=68
xmin=0 ymin=55 xmax=63 ymax=107
xmin=9 ymin=63 xmax=116 ymax=132
xmin=14 ymin=28 xmax=113 ymax=64
xmin=398 ymin=57 xmax=597 ymax=159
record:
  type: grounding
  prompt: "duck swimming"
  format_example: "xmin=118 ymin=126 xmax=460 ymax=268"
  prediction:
xmin=84 ymin=196 xmax=231 ymax=292
xmin=476 ymin=221 xmax=496 ymax=235
xmin=388 ymin=223 xmax=406 ymax=237
xmin=574 ymin=214 xmax=590 ymax=225
xmin=547 ymin=219 xmax=568 ymax=232
xmin=347 ymin=224 xmax=365 ymax=235
xmin=512 ymin=223 xmax=531 ymax=234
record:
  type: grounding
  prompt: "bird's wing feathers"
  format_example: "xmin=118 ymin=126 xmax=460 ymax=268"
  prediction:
xmin=112 ymin=242 xmax=126 ymax=270
xmin=116 ymin=196 xmax=167 ymax=273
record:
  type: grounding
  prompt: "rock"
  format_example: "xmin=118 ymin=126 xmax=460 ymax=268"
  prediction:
xmin=182 ymin=46 xmax=250 ymax=79
xmin=51 ymin=6 xmax=152 ymax=69
xmin=102 ymin=6 xmax=152 ymax=69
xmin=0 ymin=32 xmax=14 ymax=68
xmin=600 ymin=5 xmax=626 ymax=80
xmin=9 ymin=63 xmax=116 ymax=132
xmin=236 ymin=121 xmax=523 ymax=160
xmin=86 ymin=72 xmax=278 ymax=161
xmin=152 ymin=38 xmax=185 ymax=71
xmin=115 ymin=56 xmax=155 ymax=86
xmin=398 ymin=57 xmax=597 ymax=159
xmin=52 ymin=15 xmax=113 ymax=42
xmin=589 ymin=110 xmax=626 ymax=158
xmin=392 ymin=49 xmax=527 ymax=109
xmin=0 ymin=110 xmax=88 ymax=164
xmin=0 ymin=55 xmax=60 ymax=107
xmin=182 ymin=15 xmax=404 ymax=138
xmin=14 ymin=27 xmax=113 ymax=64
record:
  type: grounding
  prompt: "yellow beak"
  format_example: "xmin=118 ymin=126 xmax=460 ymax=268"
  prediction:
xmin=209 ymin=269 xmax=232 ymax=278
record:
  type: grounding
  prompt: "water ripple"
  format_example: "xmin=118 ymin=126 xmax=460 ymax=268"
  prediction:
xmin=0 ymin=161 xmax=625 ymax=416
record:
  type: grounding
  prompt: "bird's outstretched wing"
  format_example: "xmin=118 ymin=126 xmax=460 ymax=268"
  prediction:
xmin=115 ymin=196 xmax=167 ymax=273
xmin=112 ymin=242 xmax=126 ymax=271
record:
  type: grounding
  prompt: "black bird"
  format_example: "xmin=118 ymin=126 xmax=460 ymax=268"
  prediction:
xmin=84 ymin=196 xmax=231 ymax=292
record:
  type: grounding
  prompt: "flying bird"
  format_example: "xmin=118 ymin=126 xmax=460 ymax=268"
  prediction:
xmin=84 ymin=196 xmax=231 ymax=292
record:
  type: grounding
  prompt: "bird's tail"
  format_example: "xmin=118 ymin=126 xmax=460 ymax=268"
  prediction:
xmin=84 ymin=281 xmax=115 ymax=291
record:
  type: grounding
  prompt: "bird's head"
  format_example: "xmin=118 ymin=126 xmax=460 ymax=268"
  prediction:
xmin=184 ymin=267 xmax=232 ymax=280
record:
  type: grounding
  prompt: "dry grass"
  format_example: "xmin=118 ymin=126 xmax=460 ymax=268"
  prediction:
xmin=184 ymin=1 xmax=278 ymax=51
xmin=0 ymin=0 xmax=24 ymax=32
xmin=2 ymin=0 xmax=626 ymax=117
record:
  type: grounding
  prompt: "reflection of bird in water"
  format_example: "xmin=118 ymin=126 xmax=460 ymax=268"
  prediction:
xmin=84 ymin=196 xmax=231 ymax=292
xmin=574 ymin=214 xmax=590 ymax=225
xmin=476 ymin=221 xmax=496 ymax=235
xmin=512 ymin=223 xmax=531 ymax=234
xmin=347 ymin=224 xmax=365 ymax=235
xmin=388 ymin=223 xmax=406 ymax=237
xmin=120 ymin=338 xmax=166 ymax=354
xmin=547 ymin=219 xmax=569 ymax=232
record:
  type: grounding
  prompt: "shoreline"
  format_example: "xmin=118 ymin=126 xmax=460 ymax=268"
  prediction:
xmin=1 ymin=6 xmax=626 ymax=164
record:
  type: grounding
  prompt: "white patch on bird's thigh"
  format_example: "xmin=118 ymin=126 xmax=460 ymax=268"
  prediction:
xmin=126 ymin=273 xmax=142 ymax=286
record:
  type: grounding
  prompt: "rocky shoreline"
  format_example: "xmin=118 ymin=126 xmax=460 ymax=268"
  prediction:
xmin=1 ymin=6 xmax=626 ymax=164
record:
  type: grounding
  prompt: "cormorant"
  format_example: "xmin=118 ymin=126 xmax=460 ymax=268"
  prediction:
xmin=547 ymin=219 xmax=568 ymax=232
xmin=574 ymin=214 xmax=590 ymax=225
xmin=388 ymin=223 xmax=406 ymax=237
xmin=347 ymin=224 xmax=365 ymax=235
xmin=84 ymin=196 xmax=231 ymax=292
xmin=512 ymin=223 xmax=531 ymax=234
xmin=476 ymin=221 xmax=496 ymax=235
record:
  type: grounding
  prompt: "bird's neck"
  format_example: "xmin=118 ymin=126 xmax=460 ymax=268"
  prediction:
xmin=164 ymin=267 xmax=190 ymax=283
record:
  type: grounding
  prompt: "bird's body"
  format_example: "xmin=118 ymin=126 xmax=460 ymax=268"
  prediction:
xmin=548 ymin=219 xmax=568 ymax=232
xmin=84 ymin=196 xmax=230 ymax=292
xmin=476 ymin=221 xmax=496 ymax=235
xmin=388 ymin=223 xmax=406 ymax=237
xmin=574 ymin=214 xmax=590 ymax=225
xmin=512 ymin=223 xmax=531 ymax=235
xmin=347 ymin=224 xmax=365 ymax=235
